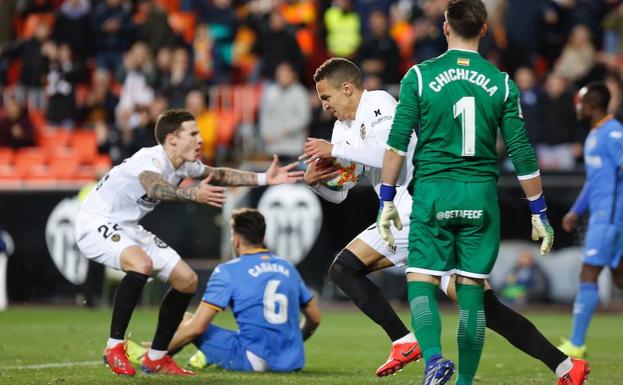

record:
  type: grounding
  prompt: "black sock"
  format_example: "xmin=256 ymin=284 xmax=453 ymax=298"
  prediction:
xmin=151 ymin=289 xmax=194 ymax=351
xmin=110 ymin=271 xmax=149 ymax=340
xmin=329 ymin=249 xmax=410 ymax=341
xmin=484 ymin=289 xmax=566 ymax=372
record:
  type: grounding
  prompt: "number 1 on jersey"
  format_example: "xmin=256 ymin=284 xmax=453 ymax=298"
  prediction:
xmin=454 ymin=96 xmax=476 ymax=156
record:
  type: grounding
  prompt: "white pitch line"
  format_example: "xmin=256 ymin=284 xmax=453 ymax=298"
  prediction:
xmin=0 ymin=361 xmax=101 ymax=370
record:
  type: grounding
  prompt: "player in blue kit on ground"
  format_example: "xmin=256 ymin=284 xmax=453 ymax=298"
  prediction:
xmin=560 ymin=82 xmax=623 ymax=359
xmin=130 ymin=208 xmax=321 ymax=371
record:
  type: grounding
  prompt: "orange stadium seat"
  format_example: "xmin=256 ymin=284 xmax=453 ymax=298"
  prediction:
xmin=215 ymin=110 xmax=239 ymax=147
xmin=0 ymin=148 xmax=15 ymax=166
xmin=69 ymin=131 xmax=98 ymax=163
xmin=168 ymin=12 xmax=196 ymax=44
xmin=39 ymin=130 xmax=71 ymax=154
xmin=49 ymin=153 xmax=81 ymax=180
xmin=20 ymin=13 xmax=55 ymax=39
xmin=15 ymin=147 xmax=48 ymax=180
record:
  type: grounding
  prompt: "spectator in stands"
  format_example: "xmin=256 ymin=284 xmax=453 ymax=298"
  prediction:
xmin=411 ymin=0 xmax=447 ymax=63
xmin=503 ymin=0 xmax=554 ymax=76
xmin=356 ymin=9 xmax=400 ymax=85
xmin=0 ymin=0 xmax=16 ymax=47
xmin=123 ymin=95 xmax=166 ymax=156
xmin=82 ymin=68 xmax=118 ymax=127
xmin=252 ymin=10 xmax=304 ymax=81
xmin=185 ymin=90 xmax=217 ymax=165
xmin=536 ymin=72 xmax=582 ymax=171
xmin=52 ymin=0 xmax=92 ymax=61
xmin=153 ymin=46 xmax=172 ymax=91
xmin=159 ymin=47 xmax=195 ymax=109
xmin=116 ymin=42 xmax=156 ymax=126
xmin=193 ymin=23 xmax=214 ymax=84
xmin=204 ymin=0 xmax=238 ymax=84
xmin=0 ymin=19 xmax=52 ymax=109
xmin=135 ymin=0 xmax=177 ymax=55
xmin=45 ymin=43 xmax=87 ymax=128
xmin=259 ymin=61 xmax=310 ymax=163
xmin=554 ymin=24 xmax=595 ymax=84
xmin=91 ymin=0 xmax=134 ymax=73
xmin=603 ymin=4 xmax=623 ymax=55
xmin=323 ymin=0 xmax=361 ymax=58
xmin=515 ymin=67 xmax=540 ymax=145
xmin=0 ymin=95 xmax=36 ymax=148
xmin=500 ymin=249 xmax=549 ymax=306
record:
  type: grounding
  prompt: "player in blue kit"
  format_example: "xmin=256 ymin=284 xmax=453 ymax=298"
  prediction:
xmin=560 ymin=82 xmax=623 ymax=359
xmin=129 ymin=208 xmax=321 ymax=371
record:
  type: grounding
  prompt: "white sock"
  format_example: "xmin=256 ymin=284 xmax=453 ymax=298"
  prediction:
xmin=393 ymin=333 xmax=416 ymax=345
xmin=147 ymin=348 xmax=167 ymax=360
xmin=106 ymin=338 xmax=124 ymax=349
xmin=555 ymin=357 xmax=573 ymax=378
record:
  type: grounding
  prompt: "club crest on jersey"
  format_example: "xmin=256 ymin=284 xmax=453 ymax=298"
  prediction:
xmin=154 ymin=235 xmax=168 ymax=248
xmin=457 ymin=58 xmax=470 ymax=66
xmin=152 ymin=157 xmax=161 ymax=169
xmin=360 ymin=123 xmax=366 ymax=140
xmin=111 ymin=234 xmax=121 ymax=242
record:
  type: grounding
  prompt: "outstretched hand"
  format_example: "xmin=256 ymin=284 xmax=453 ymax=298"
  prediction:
xmin=195 ymin=173 xmax=227 ymax=207
xmin=266 ymin=154 xmax=305 ymax=185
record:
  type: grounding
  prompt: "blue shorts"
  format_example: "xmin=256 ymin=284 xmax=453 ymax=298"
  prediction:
xmin=193 ymin=325 xmax=254 ymax=371
xmin=583 ymin=223 xmax=623 ymax=268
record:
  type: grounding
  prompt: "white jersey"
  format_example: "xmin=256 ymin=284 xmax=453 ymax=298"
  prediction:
xmin=311 ymin=90 xmax=417 ymax=208
xmin=79 ymin=145 xmax=205 ymax=226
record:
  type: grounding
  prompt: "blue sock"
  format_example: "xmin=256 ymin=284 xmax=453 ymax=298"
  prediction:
xmin=570 ymin=282 xmax=599 ymax=346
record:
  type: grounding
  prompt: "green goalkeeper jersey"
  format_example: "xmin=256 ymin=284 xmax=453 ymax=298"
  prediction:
xmin=387 ymin=49 xmax=539 ymax=183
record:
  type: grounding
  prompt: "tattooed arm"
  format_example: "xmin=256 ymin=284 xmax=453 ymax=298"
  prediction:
xmin=139 ymin=171 xmax=227 ymax=207
xmin=200 ymin=166 xmax=259 ymax=186
xmin=199 ymin=155 xmax=304 ymax=186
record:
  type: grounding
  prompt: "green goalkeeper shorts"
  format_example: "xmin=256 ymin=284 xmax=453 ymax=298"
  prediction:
xmin=407 ymin=178 xmax=500 ymax=278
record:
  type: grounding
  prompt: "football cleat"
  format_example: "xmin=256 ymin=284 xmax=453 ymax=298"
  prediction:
xmin=188 ymin=349 xmax=208 ymax=370
xmin=376 ymin=340 xmax=422 ymax=377
xmin=141 ymin=354 xmax=195 ymax=376
xmin=558 ymin=339 xmax=587 ymax=359
xmin=103 ymin=342 xmax=136 ymax=376
xmin=422 ymin=356 xmax=454 ymax=385
xmin=558 ymin=359 xmax=590 ymax=385
xmin=125 ymin=339 xmax=147 ymax=366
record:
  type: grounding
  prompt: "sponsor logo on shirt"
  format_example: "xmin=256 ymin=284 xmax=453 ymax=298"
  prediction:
xmin=371 ymin=115 xmax=393 ymax=127
xmin=360 ymin=123 xmax=366 ymax=140
xmin=609 ymin=130 xmax=622 ymax=139
xmin=374 ymin=109 xmax=381 ymax=117
xmin=586 ymin=249 xmax=598 ymax=257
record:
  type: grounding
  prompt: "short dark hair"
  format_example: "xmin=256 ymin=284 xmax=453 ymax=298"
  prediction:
xmin=446 ymin=0 xmax=487 ymax=39
xmin=584 ymin=82 xmax=611 ymax=112
xmin=154 ymin=109 xmax=195 ymax=144
xmin=231 ymin=208 xmax=266 ymax=246
xmin=313 ymin=57 xmax=363 ymax=89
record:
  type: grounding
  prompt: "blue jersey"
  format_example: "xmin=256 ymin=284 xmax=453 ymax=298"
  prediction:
xmin=202 ymin=250 xmax=313 ymax=372
xmin=573 ymin=117 xmax=623 ymax=225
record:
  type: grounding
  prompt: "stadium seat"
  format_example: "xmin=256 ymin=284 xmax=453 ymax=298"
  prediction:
xmin=39 ymin=130 xmax=71 ymax=155
xmin=168 ymin=12 xmax=196 ymax=44
xmin=15 ymin=147 xmax=49 ymax=180
xmin=215 ymin=110 xmax=240 ymax=147
xmin=0 ymin=148 xmax=15 ymax=166
xmin=69 ymin=131 xmax=98 ymax=163
xmin=49 ymin=152 xmax=81 ymax=180
xmin=20 ymin=13 xmax=55 ymax=39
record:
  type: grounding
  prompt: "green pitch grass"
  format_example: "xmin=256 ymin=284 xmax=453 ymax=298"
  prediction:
xmin=0 ymin=306 xmax=620 ymax=384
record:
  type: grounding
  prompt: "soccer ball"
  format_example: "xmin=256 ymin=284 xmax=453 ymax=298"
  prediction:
xmin=322 ymin=159 xmax=364 ymax=191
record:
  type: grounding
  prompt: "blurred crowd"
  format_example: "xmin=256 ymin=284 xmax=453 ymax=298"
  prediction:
xmin=0 ymin=0 xmax=622 ymax=171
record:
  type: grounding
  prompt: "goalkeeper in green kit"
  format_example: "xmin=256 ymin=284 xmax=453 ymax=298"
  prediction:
xmin=377 ymin=1 xmax=554 ymax=384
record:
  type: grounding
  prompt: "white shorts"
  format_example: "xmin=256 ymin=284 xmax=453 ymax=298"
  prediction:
xmin=74 ymin=211 xmax=181 ymax=281
xmin=356 ymin=214 xmax=411 ymax=267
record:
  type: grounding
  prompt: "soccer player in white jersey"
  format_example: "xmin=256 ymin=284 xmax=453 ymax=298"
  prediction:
xmin=301 ymin=58 xmax=589 ymax=385
xmin=75 ymin=109 xmax=303 ymax=376
xmin=301 ymin=58 xmax=422 ymax=377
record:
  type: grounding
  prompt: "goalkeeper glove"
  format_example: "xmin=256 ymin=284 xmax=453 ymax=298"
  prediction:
xmin=528 ymin=194 xmax=554 ymax=255
xmin=377 ymin=184 xmax=402 ymax=249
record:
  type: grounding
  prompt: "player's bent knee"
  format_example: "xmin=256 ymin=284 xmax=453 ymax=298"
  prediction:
xmin=171 ymin=270 xmax=198 ymax=294
xmin=328 ymin=249 xmax=366 ymax=285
